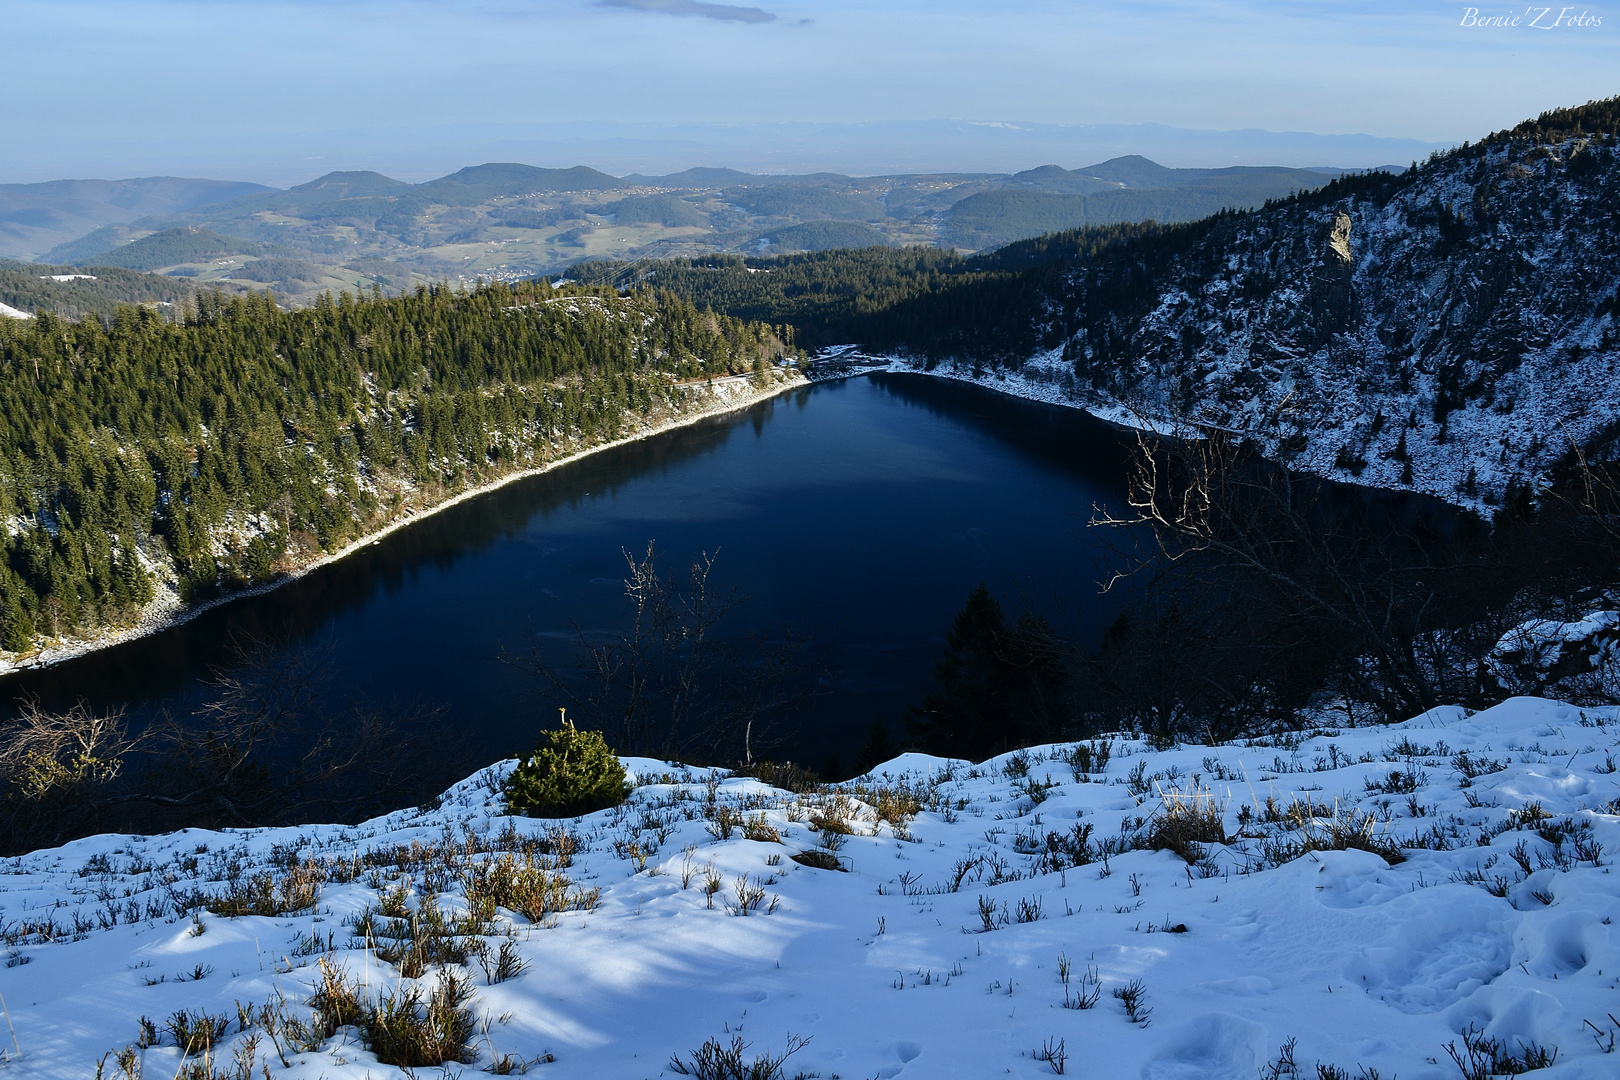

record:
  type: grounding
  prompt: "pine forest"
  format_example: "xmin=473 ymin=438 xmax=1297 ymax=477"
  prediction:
xmin=0 ymin=283 xmax=796 ymax=653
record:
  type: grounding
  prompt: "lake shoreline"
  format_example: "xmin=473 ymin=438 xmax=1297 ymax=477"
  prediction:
xmin=0 ymin=370 xmax=807 ymax=680
xmin=804 ymin=348 xmax=1189 ymax=436
xmin=815 ymin=349 xmax=1475 ymax=507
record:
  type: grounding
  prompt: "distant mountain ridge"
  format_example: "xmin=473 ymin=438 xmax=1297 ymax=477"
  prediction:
xmin=4 ymin=153 xmax=1355 ymax=305
xmin=0 ymin=177 xmax=272 ymax=262
xmin=943 ymin=158 xmax=1340 ymax=248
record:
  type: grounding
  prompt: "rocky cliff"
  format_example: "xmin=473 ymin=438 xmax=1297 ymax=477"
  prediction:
xmin=1025 ymin=105 xmax=1620 ymax=505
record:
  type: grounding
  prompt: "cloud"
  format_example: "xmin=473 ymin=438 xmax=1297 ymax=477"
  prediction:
xmin=598 ymin=0 xmax=775 ymax=24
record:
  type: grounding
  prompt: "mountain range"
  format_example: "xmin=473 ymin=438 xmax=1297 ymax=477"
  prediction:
xmin=0 ymin=156 xmax=1350 ymax=308
xmin=0 ymin=177 xmax=271 ymax=263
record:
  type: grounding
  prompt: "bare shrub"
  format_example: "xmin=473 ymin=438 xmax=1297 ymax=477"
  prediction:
xmin=1443 ymin=1023 xmax=1557 ymax=1079
xmin=1062 ymin=739 xmax=1112 ymax=778
xmin=476 ymin=938 xmax=528 ymax=985
xmin=1057 ymin=955 xmax=1102 ymax=1010
xmin=726 ymin=875 xmax=778 ymax=916
xmin=0 ymin=638 xmax=446 ymax=854
xmin=1034 ymin=1036 xmax=1067 ymax=1075
xmin=0 ymin=699 xmax=144 ymax=848
xmin=0 ymin=698 xmax=139 ymax=800
xmin=506 ymin=544 xmax=825 ymax=765
xmin=1088 ymin=426 xmax=1520 ymax=740
xmin=1113 ymin=978 xmax=1151 ymax=1026
xmin=668 ymin=1033 xmax=809 ymax=1080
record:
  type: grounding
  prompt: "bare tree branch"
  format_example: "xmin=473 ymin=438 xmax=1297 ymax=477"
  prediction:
xmin=506 ymin=542 xmax=825 ymax=764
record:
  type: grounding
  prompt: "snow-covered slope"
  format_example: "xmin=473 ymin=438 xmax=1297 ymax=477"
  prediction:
xmin=1067 ymin=136 xmax=1620 ymax=506
xmin=0 ymin=698 xmax=1617 ymax=1078
xmin=848 ymin=121 xmax=1620 ymax=510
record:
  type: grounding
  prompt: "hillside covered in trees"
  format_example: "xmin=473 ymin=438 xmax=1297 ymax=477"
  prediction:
xmin=0 ymin=282 xmax=797 ymax=656
xmin=592 ymin=221 xmax=1162 ymax=353
xmin=0 ymin=260 xmax=191 ymax=322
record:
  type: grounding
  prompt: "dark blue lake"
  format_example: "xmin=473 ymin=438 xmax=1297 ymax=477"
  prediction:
xmin=15 ymin=374 xmax=1137 ymax=782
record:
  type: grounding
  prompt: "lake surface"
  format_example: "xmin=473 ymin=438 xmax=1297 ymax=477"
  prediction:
xmin=13 ymin=374 xmax=1138 ymax=782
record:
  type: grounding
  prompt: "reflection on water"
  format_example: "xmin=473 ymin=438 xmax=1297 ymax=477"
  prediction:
xmin=20 ymin=374 xmax=1137 ymax=782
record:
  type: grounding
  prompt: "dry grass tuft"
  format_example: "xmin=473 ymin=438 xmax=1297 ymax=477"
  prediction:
xmin=461 ymin=853 xmax=600 ymax=924
xmin=741 ymin=814 xmax=782 ymax=843
xmin=348 ymin=891 xmax=485 ymax=978
xmin=366 ymin=970 xmax=478 ymax=1067
xmin=668 ymin=1033 xmax=809 ymax=1080
xmin=307 ymin=958 xmax=477 ymax=1068
xmin=165 ymin=1009 xmax=230 ymax=1054
xmin=1145 ymin=784 xmax=1228 ymax=864
xmin=1262 ymin=798 xmax=1406 ymax=866
xmin=203 ymin=861 xmax=323 ymax=917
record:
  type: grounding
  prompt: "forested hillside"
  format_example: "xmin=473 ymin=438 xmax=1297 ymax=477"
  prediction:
xmin=0 ymin=283 xmax=796 ymax=656
xmin=639 ymin=99 xmax=1620 ymax=506
xmin=592 ymin=221 xmax=1163 ymax=350
xmin=0 ymin=261 xmax=191 ymax=321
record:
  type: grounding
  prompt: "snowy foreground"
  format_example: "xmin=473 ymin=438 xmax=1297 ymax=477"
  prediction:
xmin=2 ymin=699 xmax=1618 ymax=1079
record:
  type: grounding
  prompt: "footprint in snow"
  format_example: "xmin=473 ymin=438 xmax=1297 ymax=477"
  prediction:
xmin=1141 ymin=1013 xmax=1267 ymax=1080
xmin=1516 ymin=909 xmax=1607 ymax=977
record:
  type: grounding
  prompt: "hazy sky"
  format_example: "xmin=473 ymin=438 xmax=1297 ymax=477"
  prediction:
xmin=3 ymin=1 xmax=1613 ymax=182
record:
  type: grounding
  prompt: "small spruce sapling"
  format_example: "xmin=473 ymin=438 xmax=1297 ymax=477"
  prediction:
xmin=504 ymin=710 xmax=631 ymax=818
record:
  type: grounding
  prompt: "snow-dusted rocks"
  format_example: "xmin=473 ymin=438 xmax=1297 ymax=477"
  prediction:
xmin=0 ymin=698 xmax=1615 ymax=1077
xmin=1491 ymin=612 xmax=1620 ymax=703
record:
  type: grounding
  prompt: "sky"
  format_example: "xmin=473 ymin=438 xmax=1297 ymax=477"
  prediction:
xmin=2 ymin=1 xmax=1613 ymax=183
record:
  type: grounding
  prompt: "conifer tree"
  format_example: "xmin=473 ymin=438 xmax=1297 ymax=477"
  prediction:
xmin=853 ymin=717 xmax=898 ymax=775
xmin=906 ymin=584 xmax=1068 ymax=761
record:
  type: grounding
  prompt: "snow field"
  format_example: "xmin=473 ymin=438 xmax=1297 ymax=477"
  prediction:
xmin=0 ymin=696 xmax=1616 ymax=1078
